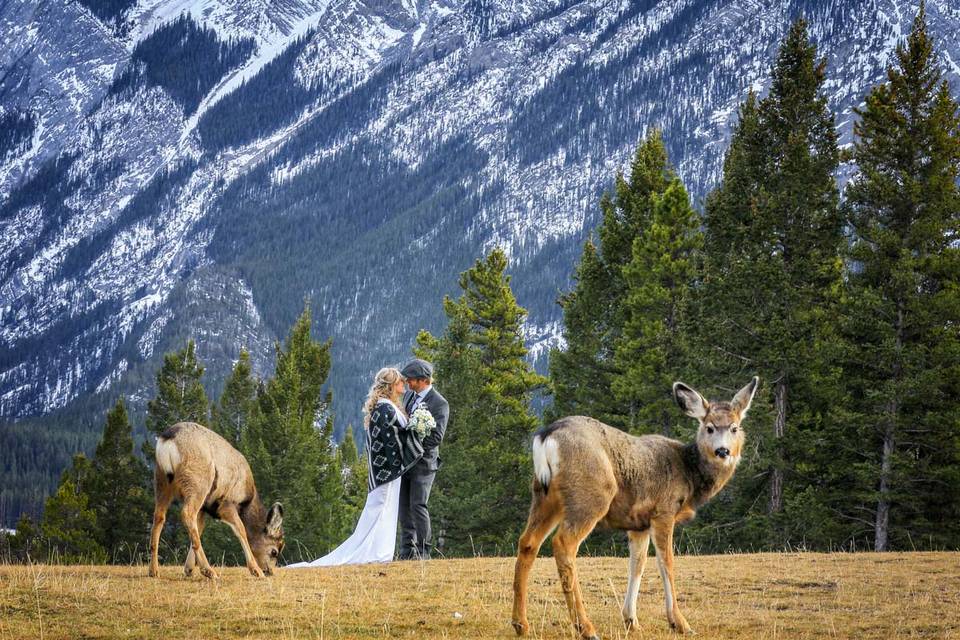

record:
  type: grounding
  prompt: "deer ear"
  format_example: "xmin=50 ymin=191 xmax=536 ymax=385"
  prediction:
xmin=266 ymin=502 xmax=283 ymax=536
xmin=731 ymin=377 xmax=759 ymax=419
xmin=673 ymin=382 xmax=708 ymax=420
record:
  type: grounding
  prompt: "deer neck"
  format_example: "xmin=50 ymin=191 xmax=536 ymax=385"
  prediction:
xmin=239 ymin=493 xmax=267 ymax=539
xmin=680 ymin=442 xmax=732 ymax=506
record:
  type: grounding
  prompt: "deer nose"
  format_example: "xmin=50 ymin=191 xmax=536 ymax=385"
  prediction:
xmin=715 ymin=447 xmax=730 ymax=459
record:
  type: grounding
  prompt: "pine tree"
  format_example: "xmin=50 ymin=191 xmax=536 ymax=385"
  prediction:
xmin=141 ymin=340 xmax=209 ymax=562
xmin=844 ymin=3 xmax=960 ymax=551
xmin=550 ymin=131 xmax=677 ymax=426
xmin=40 ymin=455 xmax=106 ymax=563
xmin=544 ymin=240 xmax=607 ymax=420
xmin=198 ymin=354 xmax=259 ymax=566
xmin=87 ymin=398 xmax=152 ymax=563
xmin=613 ymin=177 xmax=703 ymax=436
xmin=699 ymin=18 xmax=844 ymax=542
xmin=243 ymin=305 xmax=344 ymax=560
xmin=339 ymin=427 xmax=368 ymax=517
xmin=9 ymin=513 xmax=43 ymax=562
xmin=145 ymin=339 xmax=209 ymax=438
xmin=210 ymin=350 xmax=257 ymax=448
xmin=418 ymin=249 xmax=547 ymax=555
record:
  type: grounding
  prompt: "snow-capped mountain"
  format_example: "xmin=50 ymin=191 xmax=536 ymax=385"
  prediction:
xmin=1 ymin=0 xmax=958 ymax=436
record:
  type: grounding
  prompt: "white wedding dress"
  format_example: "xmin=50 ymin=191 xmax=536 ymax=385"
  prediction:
xmin=285 ymin=399 xmax=405 ymax=567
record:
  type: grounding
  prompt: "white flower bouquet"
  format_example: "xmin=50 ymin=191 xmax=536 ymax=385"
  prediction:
xmin=409 ymin=405 xmax=435 ymax=440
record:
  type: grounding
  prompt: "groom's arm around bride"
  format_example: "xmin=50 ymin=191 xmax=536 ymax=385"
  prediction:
xmin=398 ymin=358 xmax=449 ymax=560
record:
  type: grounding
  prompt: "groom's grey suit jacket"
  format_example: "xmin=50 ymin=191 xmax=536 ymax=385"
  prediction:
xmin=403 ymin=387 xmax=449 ymax=472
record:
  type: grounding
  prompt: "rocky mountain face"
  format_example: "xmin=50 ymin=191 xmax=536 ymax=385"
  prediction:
xmin=1 ymin=0 xmax=958 ymax=442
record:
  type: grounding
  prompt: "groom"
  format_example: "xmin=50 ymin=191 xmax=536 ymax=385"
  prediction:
xmin=399 ymin=358 xmax=449 ymax=560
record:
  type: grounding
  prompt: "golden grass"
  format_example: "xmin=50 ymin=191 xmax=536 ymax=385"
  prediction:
xmin=1 ymin=553 xmax=958 ymax=639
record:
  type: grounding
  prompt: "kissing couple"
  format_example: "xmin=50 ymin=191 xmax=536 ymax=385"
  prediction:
xmin=287 ymin=359 xmax=449 ymax=566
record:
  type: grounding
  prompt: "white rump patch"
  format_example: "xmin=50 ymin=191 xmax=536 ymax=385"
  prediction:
xmin=532 ymin=434 xmax=560 ymax=488
xmin=155 ymin=437 xmax=182 ymax=476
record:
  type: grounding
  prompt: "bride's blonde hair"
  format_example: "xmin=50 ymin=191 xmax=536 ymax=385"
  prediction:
xmin=363 ymin=367 xmax=405 ymax=427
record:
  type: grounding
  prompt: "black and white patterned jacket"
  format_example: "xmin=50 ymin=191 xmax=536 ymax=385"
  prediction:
xmin=366 ymin=399 xmax=423 ymax=491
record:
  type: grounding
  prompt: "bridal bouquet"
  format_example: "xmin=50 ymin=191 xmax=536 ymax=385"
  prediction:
xmin=409 ymin=405 xmax=435 ymax=440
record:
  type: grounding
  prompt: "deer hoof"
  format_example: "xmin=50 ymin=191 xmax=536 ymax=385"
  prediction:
xmin=670 ymin=622 xmax=694 ymax=635
xmin=148 ymin=566 xmax=159 ymax=578
xmin=249 ymin=565 xmax=265 ymax=578
xmin=511 ymin=620 xmax=528 ymax=636
xmin=624 ymin=617 xmax=638 ymax=630
xmin=200 ymin=566 xmax=219 ymax=580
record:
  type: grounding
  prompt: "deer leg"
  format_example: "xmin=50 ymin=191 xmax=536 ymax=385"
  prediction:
xmin=181 ymin=497 xmax=218 ymax=580
xmin=652 ymin=518 xmax=691 ymax=634
xmin=148 ymin=470 xmax=175 ymax=578
xmin=512 ymin=491 xmax=562 ymax=636
xmin=553 ymin=518 xmax=602 ymax=640
xmin=218 ymin=504 xmax=265 ymax=578
xmin=622 ymin=529 xmax=651 ymax=629
xmin=183 ymin=513 xmax=206 ymax=576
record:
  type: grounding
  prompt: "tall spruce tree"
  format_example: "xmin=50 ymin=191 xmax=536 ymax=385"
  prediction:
xmin=142 ymin=340 xmax=210 ymax=562
xmin=844 ymin=4 xmax=960 ymax=551
xmin=335 ymin=428 xmax=367 ymax=532
xmin=202 ymin=351 xmax=261 ymax=565
xmin=243 ymin=306 xmax=344 ymax=560
xmin=699 ymin=18 xmax=844 ymax=542
xmin=87 ymin=398 xmax=152 ymax=562
xmin=613 ymin=177 xmax=703 ymax=436
xmin=210 ymin=349 xmax=257 ymax=448
xmin=145 ymin=339 xmax=209 ymax=438
xmin=418 ymin=249 xmax=547 ymax=555
xmin=40 ymin=454 xmax=106 ymax=563
xmin=550 ymin=131 xmax=676 ymax=427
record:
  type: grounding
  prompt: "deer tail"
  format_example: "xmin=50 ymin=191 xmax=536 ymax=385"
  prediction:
xmin=532 ymin=433 xmax=560 ymax=493
xmin=155 ymin=436 xmax=182 ymax=482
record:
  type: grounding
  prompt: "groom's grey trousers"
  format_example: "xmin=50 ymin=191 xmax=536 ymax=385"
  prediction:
xmin=399 ymin=386 xmax=448 ymax=560
xmin=398 ymin=459 xmax=436 ymax=559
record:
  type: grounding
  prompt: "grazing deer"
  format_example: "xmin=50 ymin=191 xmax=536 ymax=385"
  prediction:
xmin=511 ymin=377 xmax=759 ymax=638
xmin=147 ymin=422 xmax=284 ymax=579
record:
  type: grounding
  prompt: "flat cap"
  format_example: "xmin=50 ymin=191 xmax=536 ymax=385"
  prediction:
xmin=401 ymin=358 xmax=433 ymax=380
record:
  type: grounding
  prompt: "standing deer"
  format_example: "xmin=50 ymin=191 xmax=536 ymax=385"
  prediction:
xmin=511 ymin=377 xmax=758 ymax=638
xmin=148 ymin=422 xmax=284 ymax=579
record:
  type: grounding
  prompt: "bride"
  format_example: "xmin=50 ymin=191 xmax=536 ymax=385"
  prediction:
xmin=286 ymin=367 xmax=423 ymax=567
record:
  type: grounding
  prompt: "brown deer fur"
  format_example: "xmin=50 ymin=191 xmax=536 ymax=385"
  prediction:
xmin=511 ymin=377 xmax=759 ymax=638
xmin=147 ymin=422 xmax=284 ymax=579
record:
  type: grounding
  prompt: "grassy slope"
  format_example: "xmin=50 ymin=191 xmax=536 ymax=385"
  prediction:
xmin=1 ymin=553 xmax=958 ymax=639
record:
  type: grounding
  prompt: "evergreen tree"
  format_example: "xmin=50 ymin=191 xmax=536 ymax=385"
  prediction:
xmin=87 ymin=398 xmax=152 ymax=563
xmin=210 ymin=350 xmax=257 ymax=448
xmin=550 ymin=131 xmax=677 ymax=427
xmin=613 ymin=177 xmax=703 ymax=436
xmin=699 ymin=18 xmax=844 ymax=544
xmin=198 ymin=353 xmax=259 ymax=566
xmin=339 ymin=427 xmax=368 ymax=517
xmin=244 ymin=306 xmax=343 ymax=560
xmin=418 ymin=249 xmax=547 ymax=555
xmin=145 ymin=339 xmax=209 ymax=438
xmin=143 ymin=340 xmax=208 ymax=562
xmin=8 ymin=513 xmax=43 ymax=562
xmin=40 ymin=455 xmax=106 ymax=563
xmin=844 ymin=3 xmax=960 ymax=551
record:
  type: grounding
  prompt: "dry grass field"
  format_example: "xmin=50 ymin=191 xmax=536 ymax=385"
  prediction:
xmin=1 ymin=553 xmax=958 ymax=639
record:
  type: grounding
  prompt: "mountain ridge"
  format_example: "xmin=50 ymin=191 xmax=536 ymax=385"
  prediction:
xmin=1 ymin=0 xmax=958 ymax=437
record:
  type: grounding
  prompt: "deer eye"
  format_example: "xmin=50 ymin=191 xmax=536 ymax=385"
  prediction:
xmin=270 ymin=549 xmax=279 ymax=558
xmin=731 ymin=426 xmax=739 ymax=433
xmin=706 ymin=426 xmax=715 ymax=434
